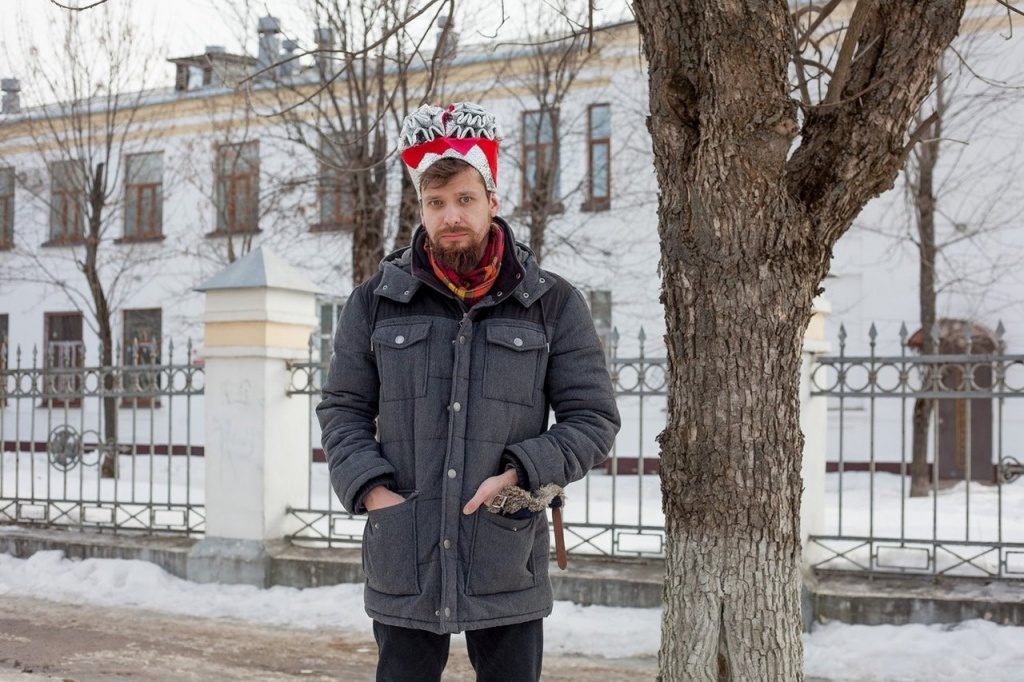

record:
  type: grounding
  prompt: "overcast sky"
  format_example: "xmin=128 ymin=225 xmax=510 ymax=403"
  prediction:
xmin=2 ymin=0 xmax=635 ymax=101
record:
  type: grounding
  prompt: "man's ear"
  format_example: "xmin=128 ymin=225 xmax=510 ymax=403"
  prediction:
xmin=489 ymin=192 xmax=499 ymax=217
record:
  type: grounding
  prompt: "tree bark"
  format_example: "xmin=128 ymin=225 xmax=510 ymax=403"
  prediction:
xmin=82 ymin=162 xmax=118 ymax=479
xmin=910 ymin=78 xmax=943 ymax=497
xmin=632 ymin=1 xmax=965 ymax=678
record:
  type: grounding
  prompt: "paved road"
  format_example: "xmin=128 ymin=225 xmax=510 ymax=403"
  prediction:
xmin=0 ymin=596 xmax=657 ymax=681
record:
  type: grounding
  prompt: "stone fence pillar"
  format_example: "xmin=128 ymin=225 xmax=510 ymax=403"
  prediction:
xmin=800 ymin=296 xmax=831 ymax=547
xmin=188 ymin=246 xmax=321 ymax=586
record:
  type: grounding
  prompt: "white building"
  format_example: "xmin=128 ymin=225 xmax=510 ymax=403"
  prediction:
xmin=2 ymin=10 xmax=1023 ymax=472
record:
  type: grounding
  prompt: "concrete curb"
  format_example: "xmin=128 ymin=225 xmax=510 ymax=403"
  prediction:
xmin=5 ymin=528 xmax=1023 ymax=626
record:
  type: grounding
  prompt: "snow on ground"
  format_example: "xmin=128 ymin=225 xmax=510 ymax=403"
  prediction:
xmin=2 ymin=550 xmax=1024 ymax=680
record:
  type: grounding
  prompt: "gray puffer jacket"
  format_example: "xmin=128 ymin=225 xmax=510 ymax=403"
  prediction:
xmin=317 ymin=219 xmax=620 ymax=634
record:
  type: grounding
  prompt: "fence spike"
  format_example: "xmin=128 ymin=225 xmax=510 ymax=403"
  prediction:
xmin=168 ymin=337 xmax=176 ymax=364
xmin=996 ymin=320 xmax=1006 ymax=354
xmin=899 ymin=322 xmax=908 ymax=345
xmin=868 ymin=323 xmax=877 ymax=349
xmin=638 ymin=327 xmax=646 ymax=344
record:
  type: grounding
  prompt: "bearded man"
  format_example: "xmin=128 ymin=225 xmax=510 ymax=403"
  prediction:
xmin=317 ymin=102 xmax=619 ymax=682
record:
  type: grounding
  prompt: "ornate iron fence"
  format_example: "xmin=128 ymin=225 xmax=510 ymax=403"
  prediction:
xmin=0 ymin=340 xmax=205 ymax=535
xmin=286 ymin=328 xmax=669 ymax=558
xmin=809 ymin=322 xmax=1024 ymax=580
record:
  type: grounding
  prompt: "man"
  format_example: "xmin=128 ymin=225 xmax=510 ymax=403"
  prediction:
xmin=317 ymin=102 xmax=619 ymax=682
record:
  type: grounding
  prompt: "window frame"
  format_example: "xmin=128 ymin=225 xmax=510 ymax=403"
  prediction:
xmin=47 ymin=160 xmax=86 ymax=246
xmin=314 ymin=136 xmax=356 ymax=233
xmin=0 ymin=167 xmax=14 ymax=249
xmin=583 ymin=103 xmax=611 ymax=212
xmin=43 ymin=311 xmax=85 ymax=407
xmin=520 ymin=108 xmax=562 ymax=211
xmin=121 ymin=152 xmax=165 ymax=243
xmin=122 ymin=307 xmax=163 ymax=408
xmin=212 ymin=140 xmax=260 ymax=236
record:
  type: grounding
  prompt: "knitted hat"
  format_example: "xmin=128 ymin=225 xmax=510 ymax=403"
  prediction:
xmin=399 ymin=102 xmax=501 ymax=197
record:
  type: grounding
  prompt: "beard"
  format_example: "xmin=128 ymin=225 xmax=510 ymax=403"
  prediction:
xmin=428 ymin=227 xmax=489 ymax=275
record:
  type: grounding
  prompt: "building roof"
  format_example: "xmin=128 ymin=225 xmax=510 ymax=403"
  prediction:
xmin=194 ymin=246 xmax=322 ymax=294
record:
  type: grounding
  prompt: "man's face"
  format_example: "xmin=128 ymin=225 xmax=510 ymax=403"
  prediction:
xmin=421 ymin=165 xmax=500 ymax=274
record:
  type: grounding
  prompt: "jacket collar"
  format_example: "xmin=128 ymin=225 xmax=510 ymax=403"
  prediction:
xmin=373 ymin=216 xmax=554 ymax=308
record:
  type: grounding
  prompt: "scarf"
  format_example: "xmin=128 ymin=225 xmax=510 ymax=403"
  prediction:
xmin=426 ymin=223 xmax=504 ymax=307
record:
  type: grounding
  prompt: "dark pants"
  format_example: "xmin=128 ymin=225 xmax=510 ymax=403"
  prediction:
xmin=372 ymin=619 xmax=543 ymax=682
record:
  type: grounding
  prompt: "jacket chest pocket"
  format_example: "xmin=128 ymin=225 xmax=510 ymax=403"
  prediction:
xmin=483 ymin=325 xmax=547 ymax=406
xmin=372 ymin=322 xmax=431 ymax=402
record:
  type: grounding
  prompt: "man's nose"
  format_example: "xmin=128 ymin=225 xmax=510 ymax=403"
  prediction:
xmin=443 ymin=204 xmax=462 ymax=226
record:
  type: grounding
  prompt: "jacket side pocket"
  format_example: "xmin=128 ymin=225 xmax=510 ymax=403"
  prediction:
xmin=363 ymin=498 xmax=420 ymax=596
xmin=465 ymin=511 xmax=537 ymax=596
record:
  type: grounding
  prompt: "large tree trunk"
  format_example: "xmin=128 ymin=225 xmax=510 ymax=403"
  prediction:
xmin=633 ymin=1 xmax=965 ymax=678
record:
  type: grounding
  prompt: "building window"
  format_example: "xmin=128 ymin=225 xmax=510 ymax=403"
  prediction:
xmin=0 ymin=167 xmax=13 ymax=249
xmin=521 ymin=108 xmax=561 ymax=210
xmin=214 ymin=141 xmax=259 ymax=235
xmin=583 ymin=103 xmax=611 ymax=212
xmin=123 ymin=308 xmax=162 ymax=407
xmin=0 ymin=313 xmax=7 ymax=406
xmin=0 ymin=313 xmax=8 ymax=370
xmin=123 ymin=152 xmax=164 ymax=241
xmin=318 ymin=298 xmax=346 ymax=379
xmin=588 ymin=290 xmax=613 ymax=359
xmin=315 ymin=136 xmax=355 ymax=232
xmin=44 ymin=311 xmax=85 ymax=406
xmin=48 ymin=160 xmax=86 ymax=245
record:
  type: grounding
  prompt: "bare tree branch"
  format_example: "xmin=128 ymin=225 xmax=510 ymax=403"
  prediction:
xmin=49 ymin=0 xmax=109 ymax=10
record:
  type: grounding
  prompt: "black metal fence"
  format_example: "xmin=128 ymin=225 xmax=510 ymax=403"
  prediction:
xmin=286 ymin=328 xmax=670 ymax=559
xmin=809 ymin=322 xmax=1024 ymax=580
xmin=0 ymin=340 xmax=205 ymax=535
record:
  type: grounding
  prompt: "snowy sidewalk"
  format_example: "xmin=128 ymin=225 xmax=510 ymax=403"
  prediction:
xmin=3 ymin=552 xmax=1024 ymax=680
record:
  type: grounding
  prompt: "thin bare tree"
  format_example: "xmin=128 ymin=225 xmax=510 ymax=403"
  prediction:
xmin=2 ymin=4 xmax=170 ymax=477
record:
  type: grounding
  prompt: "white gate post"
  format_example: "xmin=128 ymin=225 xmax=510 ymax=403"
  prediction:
xmin=188 ymin=247 xmax=320 ymax=586
xmin=800 ymin=296 xmax=831 ymax=547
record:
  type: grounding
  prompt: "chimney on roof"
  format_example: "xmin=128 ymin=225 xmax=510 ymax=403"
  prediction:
xmin=314 ymin=27 xmax=334 ymax=77
xmin=1 ymin=78 xmax=21 ymax=115
xmin=257 ymin=15 xmax=282 ymax=78
xmin=436 ymin=16 xmax=457 ymax=62
xmin=280 ymin=39 xmax=298 ymax=78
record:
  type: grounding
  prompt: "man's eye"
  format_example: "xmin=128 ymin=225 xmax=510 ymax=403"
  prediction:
xmin=460 ymin=196 xmax=473 ymax=203
xmin=429 ymin=200 xmax=442 ymax=207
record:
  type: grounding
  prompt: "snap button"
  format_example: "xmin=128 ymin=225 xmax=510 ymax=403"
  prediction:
xmin=452 ymin=402 xmax=462 ymax=412
xmin=395 ymin=335 xmax=405 ymax=344
xmin=513 ymin=338 xmax=523 ymax=347
xmin=403 ymin=290 xmax=410 ymax=295
xmin=435 ymin=610 xmax=440 ymax=616
xmin=382 ymin=285 xmax=388 ymax=290
xmin=522 ymin=292 xmax=530 ymax=299
xmin=539 ymin=277 xmax=545 ymax=283
xmin=496 ymin=291 xmax=503 ymax=297
xmin=443 ymin=539 xmax=451 ymax=549
xmin=459 ymin=336 xmax=466 ymax=345
xmin=448 ymin=469 xmax=457 ymax=479
xmin=444 ymin=608 xmax=451 ymax=617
